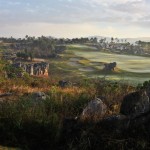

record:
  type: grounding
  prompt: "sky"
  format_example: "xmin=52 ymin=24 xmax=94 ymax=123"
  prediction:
xmin=0 ymin=0 xmax=150 ymax=38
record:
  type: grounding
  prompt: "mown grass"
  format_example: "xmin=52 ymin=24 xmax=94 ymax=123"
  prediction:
xmin=59 ymin=45 xmax=150 ymax=85
xmin=67 ymin=44 xmax=97 ymax=51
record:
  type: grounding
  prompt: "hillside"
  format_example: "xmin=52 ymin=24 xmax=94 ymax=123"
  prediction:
xmin=1 ymin=37 xmax=150 ymax=150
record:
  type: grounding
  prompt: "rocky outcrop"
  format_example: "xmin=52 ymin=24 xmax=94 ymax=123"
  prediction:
xmin=103 ymin=62 xmax=117 ymax=71
xmin=102 ymin=90 xmax=150 ymax=131
xmin=81 ymin=98 xmax=107 ymax=120
xmin=12 ymin=62 xmax=49 ymax=76
xmin=120 ymin=90 xmax=150 ymax=118
xmin=32 ymin=92 xmax=47 ymax=101
xmin=79 ymin=90 xmax=150 ymax=131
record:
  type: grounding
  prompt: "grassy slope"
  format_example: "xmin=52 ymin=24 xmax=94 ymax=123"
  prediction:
xmin=58 ymin=45 xmax=149 ymax=83
xmin=1 ymin=44 xmax=150 ymax=150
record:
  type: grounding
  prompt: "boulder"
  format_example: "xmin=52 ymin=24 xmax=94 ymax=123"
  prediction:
xmin=58 ymin=80 xmax=68 ymax=88
xmin=81 ymin=98 xmax=107 ymax=120
xmin=120 ymin=90 xmax=150 ymax=118
xmin=32 ymin=92 xmax=47 ymax=101
xmin=103 ymin=62 xmax=117 ymax=71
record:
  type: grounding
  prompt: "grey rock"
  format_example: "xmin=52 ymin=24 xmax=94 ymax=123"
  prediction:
xmin=120 ymin=90 xmax=150 ymax=118
xmin=32 ymin=92 xmax=47 ymax=101
xmin=81 ymin=98 xmax=107 ymax=120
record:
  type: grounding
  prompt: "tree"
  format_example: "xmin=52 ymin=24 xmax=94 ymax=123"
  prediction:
xmin=111 ymin=37 xmax=114 ymax=43
xmin=16 ymin=52 xmax=29 ymax=60
xmin=29 ymin=52 xmax=34 ymax=61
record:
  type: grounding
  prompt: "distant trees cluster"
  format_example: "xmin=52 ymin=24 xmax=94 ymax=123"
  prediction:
xmin=95 ymin=37 xmax=150 ymax=55
xmin=0 ymin=36 xmax=67 ymax=58
xmin=135 ymin=41 xmax=150 ymax=52
xmin=16 ymin=52 xmax=29 ymax=60
xmin=47 ymin=37 xmax=98 ymax=45
xmin=0 ymin=36 xmax=99 ymax=58
xmin=1 ymin=35 xmax=150 ymax=58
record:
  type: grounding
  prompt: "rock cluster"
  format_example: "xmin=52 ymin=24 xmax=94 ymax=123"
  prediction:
xmin=12 ymin=62 xmax=49 ymax=76
xmin=80 ymin=90 xmax=150 ymax=130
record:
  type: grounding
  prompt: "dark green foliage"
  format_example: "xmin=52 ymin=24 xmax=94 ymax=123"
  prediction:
xmin=137 ymin=80 xmax=150 ymax=90
xmin=4 ymin=64 xmax=24 ymax=78
xmin=16 ymin=52 xmax=29 ymax=60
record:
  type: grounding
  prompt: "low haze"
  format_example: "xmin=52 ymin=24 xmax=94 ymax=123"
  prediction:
xmin=0 ymin=0 xmax=150 ymax=38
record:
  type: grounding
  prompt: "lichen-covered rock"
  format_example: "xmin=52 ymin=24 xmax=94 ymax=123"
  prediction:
xmin=120 ymin=90 xmax=150 ymax=117
xmin=81 ymin=98 xmax=107 ymax=120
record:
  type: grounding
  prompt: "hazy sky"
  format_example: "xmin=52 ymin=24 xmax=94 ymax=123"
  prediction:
xmin=0 ymin=0 xmax=150 ymax=38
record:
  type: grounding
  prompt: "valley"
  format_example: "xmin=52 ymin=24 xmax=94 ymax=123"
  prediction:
xmin=49 ymin=44 xmax=150 ymax=85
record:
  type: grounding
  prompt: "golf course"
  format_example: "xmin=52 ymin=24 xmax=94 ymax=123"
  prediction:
xmin=50 ymin=44 xmax=150 ymax=85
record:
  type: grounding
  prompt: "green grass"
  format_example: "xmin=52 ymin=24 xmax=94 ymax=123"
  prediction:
xmin=53 ymin=44 xmax=150 ymax=85
xmin=1 ymin=52 xmax=150 ymax=150
xmin=67 ymin=44 xmax=97 ymax=51
xmin=0 ymin=83 xmax=97 ymax=149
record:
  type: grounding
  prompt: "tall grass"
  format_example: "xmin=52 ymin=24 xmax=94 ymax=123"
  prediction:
xmin=0 ymin=74 xmax=139 ymax=149
xmin=0 ymin=81 xmax=96 ymax=149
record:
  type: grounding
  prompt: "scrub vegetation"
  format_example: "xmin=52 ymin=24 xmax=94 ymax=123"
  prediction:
xmin=0 ymin=37 xmax=150 ymax=149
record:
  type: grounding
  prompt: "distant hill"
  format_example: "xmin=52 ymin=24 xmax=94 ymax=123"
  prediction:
xmin=89 ymin=36 xmax=150 ymax=44
xmin=125 ymin=37 xmax=150 ymax=43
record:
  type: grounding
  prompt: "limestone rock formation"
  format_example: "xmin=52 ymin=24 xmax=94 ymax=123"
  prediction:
xmin=103 ymin=62 xmax=117 ymax=71
xmin=11 ymin=62 xmax=49 ymax=77
xmin=81 ymin=98 xmax=107 ymax=120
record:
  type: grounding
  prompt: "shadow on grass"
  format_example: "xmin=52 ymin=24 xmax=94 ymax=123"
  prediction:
xmin=0 ymin=115 xmax=150 ymax=150
xmin=0 ymin=118 xmax=59 ymax=150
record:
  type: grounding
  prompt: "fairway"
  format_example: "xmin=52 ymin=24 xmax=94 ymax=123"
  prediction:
xmin=62 ymin=44 xmax=150 ymax=84
xmin=73 ymin=51 xmax=150 ymax=73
